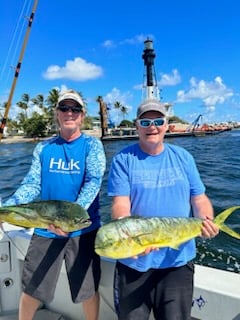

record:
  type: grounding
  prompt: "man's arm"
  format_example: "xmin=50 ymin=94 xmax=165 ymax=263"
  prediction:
xmin=76 ymin=138 xmax=106 ymax=209
xmin=191 ymin=194 xmax=219 ymax=238
xmin=111 ymin=196 xmax=131 ymax=220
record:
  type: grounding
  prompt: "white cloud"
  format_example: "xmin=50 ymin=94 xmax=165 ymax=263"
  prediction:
xmin=102 ymin=34 xmax=155 ymax=49
xmin=43 ymin=57 xmax=103 ymax=81
xmin=103 ymin=87 xmax=133 ymax=104
xmin=159 ymin=69 xmax=181 ymax=86
xmin=176 ymin=76 xmax=233 ymax=111
xmin=120 ymin=34 xmax=154 ymax=45
xmin=103 ymin=88 xmax=133 ymax=124
xmin=102 ymin=40 xmax=115 ymax=48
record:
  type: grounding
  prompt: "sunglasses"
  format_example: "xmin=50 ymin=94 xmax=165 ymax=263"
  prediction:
xmin=57 ymin=105 xmax=82 ymax=113
xmin=137 ymin=118 xmax=166 ymax=128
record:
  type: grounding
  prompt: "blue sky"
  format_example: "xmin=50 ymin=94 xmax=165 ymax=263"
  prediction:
xmin=1 ymin=0 xmax=240 ymax=125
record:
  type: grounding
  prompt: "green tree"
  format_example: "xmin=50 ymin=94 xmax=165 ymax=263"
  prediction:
xmin=120 ymin=119 xmax=133 ymax=127
xmin=83 ymin=116 xmax=93 ymax=129
xmin=16 ymin=112 xmax=27 ymax=131
xmin=22 ymin=112 xmax=47 ymax=137
xmin=120 ymin=105 xmax=128 ymax=120
xmin=168 ymin=116 xmax=188 ymax=124
xmin=31 ymin=94 xmax=53 ymax=133
xmin=114 ymin=101 xmax=122 ymax=125
xmin=16 ymin=93 xmax=31 ymax=118
xmin=31 ymin=94 xmax=46 ymax=113
xmin=45 ymin=88 xmax=60 ymax=132
xmin=6 ymin=118 xmax=18 ymax=134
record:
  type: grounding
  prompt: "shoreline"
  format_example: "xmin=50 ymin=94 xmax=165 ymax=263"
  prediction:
xmin=0 ymin=130 xmax=102 ymax=144
xmin=1 ymin=127 xmax=237 ymax=144
xmin=0 ymin=136 xmax=41 ymax=144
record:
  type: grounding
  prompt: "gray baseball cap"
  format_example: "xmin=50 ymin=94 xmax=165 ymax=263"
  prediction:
xmin=136 ymin=99 xmax=167 ymax=118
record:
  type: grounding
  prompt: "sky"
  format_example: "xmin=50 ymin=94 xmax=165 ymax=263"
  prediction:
xmin=1 ymin=0 xmax=240 ymax=125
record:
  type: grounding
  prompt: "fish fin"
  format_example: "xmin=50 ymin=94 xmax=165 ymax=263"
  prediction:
xmin=215 ymin=206 xmax=240 ymax=239
xmin=219 ymin=224 xmax=240 ymax=239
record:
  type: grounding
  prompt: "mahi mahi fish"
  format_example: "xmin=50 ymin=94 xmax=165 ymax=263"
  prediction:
xmin=95 ymin=206 xmax=240 ymax=259
xmin=0 ymin=200 xmax=91 ymax=232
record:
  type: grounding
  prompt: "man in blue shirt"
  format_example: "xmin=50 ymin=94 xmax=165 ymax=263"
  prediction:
xmin=108 ymin=99 xmax=219 ymax=320
xmin=4 ymin=89 xmax=106 ymax=320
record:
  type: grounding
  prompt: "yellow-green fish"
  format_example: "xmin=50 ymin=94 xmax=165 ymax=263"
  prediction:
xmin=95 ymin=206 xmax=240 ymax=259
xmin=0 ymin=200 xmax=91 ymax=232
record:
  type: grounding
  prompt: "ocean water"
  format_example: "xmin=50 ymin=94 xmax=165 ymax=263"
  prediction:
xmin=0 ymin=130 xmax=240 ymax=273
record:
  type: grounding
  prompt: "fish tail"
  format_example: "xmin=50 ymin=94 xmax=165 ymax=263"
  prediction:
xmin=214 ymin=206 xmax=240 ymax=239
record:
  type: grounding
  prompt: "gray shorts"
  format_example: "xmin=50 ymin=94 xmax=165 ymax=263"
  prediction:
xmin=22 ymin=230 xmax=100 ymax=304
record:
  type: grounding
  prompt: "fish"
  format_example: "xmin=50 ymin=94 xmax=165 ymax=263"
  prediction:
xmin=0 ymin=200 xmax=91 ymax=232
xmin=95 ymin=206 xmax=240 ymax=259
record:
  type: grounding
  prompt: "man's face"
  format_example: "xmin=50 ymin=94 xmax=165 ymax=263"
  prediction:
xmin=136 ymin=111 xmax=168 ymax=146
xmin=56 ymin=99 xmax=84 ymax=132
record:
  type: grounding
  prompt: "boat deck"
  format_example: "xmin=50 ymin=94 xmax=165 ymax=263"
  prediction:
xmin=0 ymin=227 xmax=239 ymax=320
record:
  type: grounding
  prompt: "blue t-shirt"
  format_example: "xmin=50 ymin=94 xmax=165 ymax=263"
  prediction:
xmin=108 ymin=143 xmax=205 ymax=271
xmin=5 ymin=134 xmax=106 ymax=238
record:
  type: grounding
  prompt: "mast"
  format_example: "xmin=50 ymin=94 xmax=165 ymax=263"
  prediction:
xmin=0 ymin=0 xmax=39 ymax=141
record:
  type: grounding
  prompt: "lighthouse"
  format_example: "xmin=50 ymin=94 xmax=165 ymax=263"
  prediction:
xmin=142 ymin=39 xmax=160 ymax=101
xmin=142 ymin=39 xmax=173 ymax=116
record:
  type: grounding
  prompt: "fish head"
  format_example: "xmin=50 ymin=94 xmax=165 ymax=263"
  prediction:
xmin=68 ymin=216 xmax=92 ymax=231
xmin=95 ymin=224 xmax=124 ymax=258
xmin=95 ymin=218 xmax=145 ymax=259
xmin=58 ymin=203 xmax=92 ymax=231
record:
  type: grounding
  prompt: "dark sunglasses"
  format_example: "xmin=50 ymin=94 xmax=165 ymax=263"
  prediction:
xmin=137 ymin=118 xmax=166 ymax=128
xmin=57 ymin=105 xmax=82 ymax=113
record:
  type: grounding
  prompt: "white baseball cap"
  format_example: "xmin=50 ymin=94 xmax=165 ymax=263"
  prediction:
xmin=57 ymin=89 xmax=85 ymax=112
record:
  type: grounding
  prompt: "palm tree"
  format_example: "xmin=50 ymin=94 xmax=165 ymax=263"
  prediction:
xmin=46 ymin=88 xmax=60 ymax=109
xmin=45 ymin=88 xmax=60 ymax=133
xmin=31 ymin=94 xmax=45 ymax=110
xmin=31 ymin=93 xmax=54 ymax=134
xmin=16 ymin=93 xmax=31 ymax=118
xmin=31 ymin=94 xmax=50 ymax=119
xmin=114 ymin=101 xmax=122 ymax=126
xmin=120 ymin=105 xmax=128 ymax=120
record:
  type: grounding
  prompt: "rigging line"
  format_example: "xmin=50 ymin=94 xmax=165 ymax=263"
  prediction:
xmin=0 ymin=0 xmax=30 ymax=83
xmin=0 ymin=0 xmax=39 ymax=141
xmin=10 ymin=0 xmax=33 ymax=66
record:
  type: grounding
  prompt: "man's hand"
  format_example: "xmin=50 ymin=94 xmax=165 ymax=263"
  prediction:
xmin=133 ymin=246 xmax=159 ymax=259
xmin=201 ymin=218 xmax=219 ymax=238
xmin=48 ymin=224 xmax=69 ymax=237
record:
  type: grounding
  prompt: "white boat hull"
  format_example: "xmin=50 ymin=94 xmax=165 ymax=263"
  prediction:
xmin=0 ymin=226 xmax=239 ymax=320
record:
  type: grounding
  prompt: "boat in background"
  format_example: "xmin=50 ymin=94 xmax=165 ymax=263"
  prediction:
xmin=100 ymin=121 xmax=232 ymax=141
xmin=0 ymin=224 xmax=239 ymax=320
xmin=168 ymin=114 xmax=232 ymax=136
